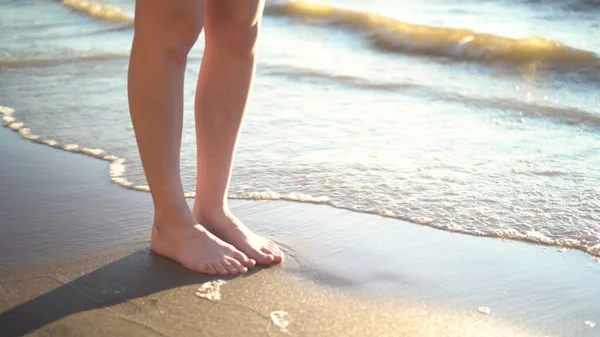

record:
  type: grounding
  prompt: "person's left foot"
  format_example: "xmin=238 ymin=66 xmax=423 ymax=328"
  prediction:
xmin=193 ymin=206 xmax=284 ymax=265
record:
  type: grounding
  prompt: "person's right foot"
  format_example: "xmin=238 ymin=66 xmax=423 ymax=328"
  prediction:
xmin=151 ymin=211 xmax=256 ymax=275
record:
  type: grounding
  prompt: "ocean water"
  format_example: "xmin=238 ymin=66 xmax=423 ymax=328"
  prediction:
xmin=1 ymin=0 xmax=599 ymax=257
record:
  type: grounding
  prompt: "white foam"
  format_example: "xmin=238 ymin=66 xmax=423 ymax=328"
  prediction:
xmin=103 ymin=154 xmax=119 ymax=161
xmin=235 ymin=190 xmax=331 ymax=204
xmin=2 ymin=116 xmax=15 ymax=125
xmin=23 ymin=134 xmax=41 ymax=141
xmin=43 ymin=139 xmax=59 ymax=147
xmin=0 ymin=106 xmax=14 ymax=115
xmin=478 ymin=307 xmax=491 ymax=315
xmin=410 ymin=216 xmax=433 ymax=224
xmin=270 ymin=310 xmax=290 ymax=333
xmin=378 ymin=209 xmax=395 ymax=217
xmin=109 ymin=161 xmax=126 ymax=177
xmin=18 ymin=127 xmax=31 ymax=135
xmin=81 ymin=148 xmax=105 ymax=157
xmin=9 ymin=122 xmax=23 ymax=130
xmin=111 ymin=177 xmax=133 ymax=188
xmin=133 ymin=185 xmax=150 ymax=192
xmin=63 ymin=144 xmax=80 ymax=152
xmin=588 ymin=244 xmax=600 ymax=256
xmin=18 ymin=128 xmax=40 ymax=141
xmin=194 ymin=280 xmax=226 ymax=301
xmin=524 ymin=231 xmax=554 ymax=244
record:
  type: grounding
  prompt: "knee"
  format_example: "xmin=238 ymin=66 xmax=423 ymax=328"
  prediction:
xmin=135 ymin=11 xmax=203 ymax=62
xmin=207 ymin=17 xmax=260 ymax=57
xmin=167 ymin=16 xmax=204 ymax=59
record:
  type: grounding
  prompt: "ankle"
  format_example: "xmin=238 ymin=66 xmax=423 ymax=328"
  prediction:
xmin=153 ymin=203 xmax=195 ymax=230
xmin=193 ymin=199 xmax=228 ymax=215
xmin=153 ymin=196 xmax=189 ymax=214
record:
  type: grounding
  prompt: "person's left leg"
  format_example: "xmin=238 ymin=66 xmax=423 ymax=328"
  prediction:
xmin=192 ymin=0 xmax=283 ymax=265
xmin=129 ymin=0 xmax=254 ymax=275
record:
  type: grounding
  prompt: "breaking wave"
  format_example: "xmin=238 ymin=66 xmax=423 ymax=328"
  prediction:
xmin=60 ymin=0 xmax=600 ymax=75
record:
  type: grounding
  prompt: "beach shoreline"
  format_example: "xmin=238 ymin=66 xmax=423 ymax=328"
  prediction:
xmin=0 ymin=126 xmax=599 ymax=336
xmin=3 ymin=104 xmax=599 ymax=262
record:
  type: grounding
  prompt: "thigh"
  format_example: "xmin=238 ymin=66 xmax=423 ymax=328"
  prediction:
xmin=134 ymin=0 xmax=205 ymax=42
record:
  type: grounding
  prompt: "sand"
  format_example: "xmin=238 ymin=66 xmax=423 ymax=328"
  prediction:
xmin=1 ymin=127 xmax=599 ymax=336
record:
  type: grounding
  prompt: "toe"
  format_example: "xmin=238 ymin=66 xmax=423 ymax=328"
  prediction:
xmin=207 ymin=263 xmax=218 ymax=275
xmin=246 ymin=258 xmax=257 ymax=267
xmin=227 ymin=257 xmax=248 ymax=274
xmin=234 ymin=251 xmax=256 ymax=268
xmin=197 ymin=263 xmax=217 ymax=275
xmin=222 ymin=259 xmax=239 ymax=275
xmin=270 ymin=252 xmax=283 ymax=263
xmin=268 ymin=241 xmax=284 ymax=262
xmin=214 ymin=262 xmax=229 ymax=275
xmin=255 ymin=247 xmax=275 ymax=265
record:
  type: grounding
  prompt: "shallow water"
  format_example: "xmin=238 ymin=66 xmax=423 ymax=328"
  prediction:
xmin=1 ymin=0 xmax=599 ymax=256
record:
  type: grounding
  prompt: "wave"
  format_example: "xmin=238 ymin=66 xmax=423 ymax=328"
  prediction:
xmin=59 ymin=0 xmax=600 ymax=74
xmin=60 ymin=0 xmax=134 ymax=25
xmin=261 ymin=65 xmax=425 ymax=91
xmin=261 ymin=65 xmax=600 ymax=128
xmin=0 ymin=53 xmax=128 ymax=68
xmin=520 ymin=0 xmax=600 ymax=13
xmin=447 ymin=93 xmax=600 ymax=127
xmin=264 ymin=2 xmax=600 ymax=68
xmin=2 ymin=104 xmax=599 ymax=259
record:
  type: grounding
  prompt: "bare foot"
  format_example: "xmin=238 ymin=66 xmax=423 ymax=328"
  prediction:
xmin=193 ymin=207 xmax=284 ymax=265
xmin=151 ymin=210 xmax=256 ymax=275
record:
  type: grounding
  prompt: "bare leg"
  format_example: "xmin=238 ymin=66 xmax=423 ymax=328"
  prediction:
xmin=128 ymin=0 xmax=255 ymax=275
xmin=192 ymin=0 xmax=284 ymax=264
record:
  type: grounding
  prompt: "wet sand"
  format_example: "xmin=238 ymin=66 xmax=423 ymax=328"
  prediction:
xmin=0 ymin=127 xmax=599 ymax=336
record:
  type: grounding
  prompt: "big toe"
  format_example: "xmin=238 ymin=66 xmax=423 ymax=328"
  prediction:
xmin=262 ymin=243 xmax=284 ymax=263
xmin=248 ymin=247 xmax=274 ymax=265
xmin=268 ymin=242 xmax=284 ymax=263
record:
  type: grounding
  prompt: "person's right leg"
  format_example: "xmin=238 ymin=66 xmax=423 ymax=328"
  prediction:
xmin=128 ymin=0 xmax=255 ymax=275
